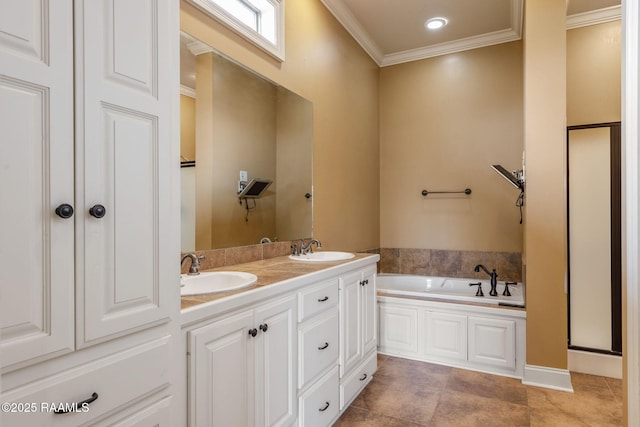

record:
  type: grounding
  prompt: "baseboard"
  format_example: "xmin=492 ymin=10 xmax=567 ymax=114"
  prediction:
xmin=522 ymin=364 xmax=574 ymax=392
xmin=568 ymin=349 xmax=622 ymax=379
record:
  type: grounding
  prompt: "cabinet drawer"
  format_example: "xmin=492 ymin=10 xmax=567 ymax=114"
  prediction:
xmin=298 ymin=367 xmax=339 ymax=427
xmin=298 ymin=279 xmax=339 ymax=322
xmin=298 ymin=308 xmax=339 ymax=389
xmin=0 ymin=338 xmax=170 ymax=427
xmin=340 ymin=350 xmax=377 ymax=409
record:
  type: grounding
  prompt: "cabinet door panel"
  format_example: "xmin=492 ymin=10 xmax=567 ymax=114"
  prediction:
xmin=425 ymin=311 xmax=467 ymax=361
xmin=362 ymin=268 xmax=377 ymax=355
xmin=76 ymin=0 xmax=173 ymax=345
xmin=254 ymin=295 xmax=296 ymax=427
xmin=189 ymin=311 xmax=255 ymax=427
xmin=0 ymin=0 xmax=74 ymax=370
xmin=468 ymin=316 xmax=515 ymax=369
xmin=378 ymin=304 xmax=418 ymax=354
xmin=339 ymin=272 xmax=362 ymax=377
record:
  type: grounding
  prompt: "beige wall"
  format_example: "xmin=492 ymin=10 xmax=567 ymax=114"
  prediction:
xmin=567 ymin=21 xmax=621 ymax=126
xmin=196 ymin=53 xmax=277 ymax=249
xmin=380 ymin=41 xmax=524 ymax=253
xmin=276 ymin=88 xmax=313 ymax=240
xmin=182 ymin=0 xmax=380 ymax=252
xmin=180 ymin=94 xmax=196 ymax=161
xmin=523 ymin=0 xmax=568 ymax=369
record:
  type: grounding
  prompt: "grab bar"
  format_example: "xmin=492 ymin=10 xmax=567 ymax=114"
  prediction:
xmin=421 ymin=188 xmax=472 ymax=196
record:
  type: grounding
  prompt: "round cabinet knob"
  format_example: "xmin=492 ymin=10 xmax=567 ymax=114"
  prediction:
xmin=55 ymin=204 xmax=74 ymax=219
xmin=248 ymin=328 xmax=258 ymax=337
xmin=304 ymin=193 xmax=312 ymax=199
xmin=89 ymin=204 xmax=106 ymax=218
xmin=259 ymin=323 xmax=268 ymax=333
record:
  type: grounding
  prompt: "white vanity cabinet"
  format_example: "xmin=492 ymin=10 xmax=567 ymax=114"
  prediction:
xmin=188 ymin=295 xmax=297 ymax=427
xmin=1 ymin=1 xmax=179 ymax=425
xmin=339 ymin=266 xmax=377 ymax=409
xmin=182 ymin=256 xmax=380 ymax=427
xmin=297 ymin=279 xmax=340 ymax=426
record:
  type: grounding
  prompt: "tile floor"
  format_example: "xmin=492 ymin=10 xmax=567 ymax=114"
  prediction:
xmin=334 ymin=354 xmax=623 ymax=426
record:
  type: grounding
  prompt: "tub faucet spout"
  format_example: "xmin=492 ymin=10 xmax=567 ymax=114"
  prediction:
xmin=474 ymin=264 xmax=498 ymax=296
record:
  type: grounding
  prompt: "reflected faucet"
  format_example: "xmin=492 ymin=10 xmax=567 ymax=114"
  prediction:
xmin=474 ymin=264 xmax=498 ymax=296
xmin=181 ymin=253 xmax=203 ymax=275
xmin=260 ymin=237 xmax=272 ymax=244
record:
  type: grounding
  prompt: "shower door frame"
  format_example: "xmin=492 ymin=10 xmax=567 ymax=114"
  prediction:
xmin=566 ymin=121 xmax=622 ymax=356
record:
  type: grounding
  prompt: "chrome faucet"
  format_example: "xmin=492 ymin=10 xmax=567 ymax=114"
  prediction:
xmin=260 ymin=237 xmax=272 ymax=244
xmin=300 ymin=239 xmax=322 ymax=254
xmin=181 ymin=253 xmax=203 ymax=275
xmin=474 ymin=264 xmax=498 ymax=296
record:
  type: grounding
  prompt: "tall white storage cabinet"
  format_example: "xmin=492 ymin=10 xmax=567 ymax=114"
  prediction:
xmin=0 ymin=1 xmax=180 ymax=425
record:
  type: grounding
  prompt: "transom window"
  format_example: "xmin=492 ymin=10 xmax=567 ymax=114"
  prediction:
xmin=188 ymin=0 xmax=284 ymax=61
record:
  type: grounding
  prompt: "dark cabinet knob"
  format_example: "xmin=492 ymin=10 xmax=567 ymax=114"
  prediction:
xmin=89 ymin=204 xmax=106 ymax=218
xmin=248 ymin=328 xmax=258 ymax=337
xmin=259 ymin=323 xmax=268 ymax=333
xmin=304 ymin=193 xmax=312 ymax=199
xmin=55 ymin=203 xmax=74 ymax=219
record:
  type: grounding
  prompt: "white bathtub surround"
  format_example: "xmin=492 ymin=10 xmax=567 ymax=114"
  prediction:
xmin=377 ymin=274 xmax=525 ymax=307
xmin=568 ymin=349 xmax=622 ymax=379
xmin=522 ymin=365 xmax=574 ymax=393
xmin=378 ymin=293 xmax=526 ymax=379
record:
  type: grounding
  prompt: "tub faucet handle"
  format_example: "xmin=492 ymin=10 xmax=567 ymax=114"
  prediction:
xmin=503 ymin=281 xmax=517 ymax=297
xmin=469 ymin=282 xmax=484 ymax=297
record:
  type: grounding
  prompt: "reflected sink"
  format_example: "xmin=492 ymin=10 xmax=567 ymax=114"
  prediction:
xmin=289 ymin=251 xmax=355 ymax=262
xmin=180 ymin=271 xmax=258 ymax=296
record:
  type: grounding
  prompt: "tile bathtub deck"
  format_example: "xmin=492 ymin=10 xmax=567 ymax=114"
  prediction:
xmin=334 ymin=354 xmax=623 ymax=426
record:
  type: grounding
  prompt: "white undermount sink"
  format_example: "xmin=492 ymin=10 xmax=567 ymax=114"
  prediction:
xmin=180 ymin=271 xmax=258 ymax=296
xmin=288 ymin=251 xmax=355 ymax=262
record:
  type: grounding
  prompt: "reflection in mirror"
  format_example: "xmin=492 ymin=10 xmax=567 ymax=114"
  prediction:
xmin=180 ymin=32 xmax=313 ymax=252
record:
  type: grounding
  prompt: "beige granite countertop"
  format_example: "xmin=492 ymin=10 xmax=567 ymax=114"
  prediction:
xmin=181 ymin=253 xmax=374 ymax=310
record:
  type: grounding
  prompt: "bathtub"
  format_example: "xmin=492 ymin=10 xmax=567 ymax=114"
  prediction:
xmin=377 ymin=274 xmax=525 ymax=307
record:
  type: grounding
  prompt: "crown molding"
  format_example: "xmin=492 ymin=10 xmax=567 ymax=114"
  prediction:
xmin=319 ymin=0 xmax=384 ymax=65
xmin=180 ymin=84 xmax=196 ymax=98
xmin=319 ymin=0 xmax=523 ymax=67
xmin=381 ymin=28 xmax=521 ymax=67
xmin=566 ymin=5 xmax=621 ymax=30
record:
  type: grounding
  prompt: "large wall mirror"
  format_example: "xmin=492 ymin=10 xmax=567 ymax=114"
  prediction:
xmin=180 ymin=32 xmax=313 ymax=251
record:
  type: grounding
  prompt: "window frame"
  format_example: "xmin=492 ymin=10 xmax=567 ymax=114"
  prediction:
xmin=187 ymin=0 xmax=285 ymax=61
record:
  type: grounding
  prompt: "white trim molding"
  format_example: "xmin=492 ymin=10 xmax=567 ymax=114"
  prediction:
xmin=522 ymin=365 xmax=574 ymax=392
xmin=568 ymin=349 xmax=622 ymax=379
xmin=567 ymin=5 xmax=621 ymax=30
xmin=319 ymin=0 xmax=522 ymax=67
xmin=623 ymin=0 xmax=640 ymax=424
xmin=180 ymin=85 xmax=196 ymax=98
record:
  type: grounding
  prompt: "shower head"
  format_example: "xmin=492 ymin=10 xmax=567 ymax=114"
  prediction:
xmin=491 ymin=165 xmax=524 ymax=190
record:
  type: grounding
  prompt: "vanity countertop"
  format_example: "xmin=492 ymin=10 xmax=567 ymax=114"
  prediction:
xmin=180 ymin=253 xmax=377 ymax=311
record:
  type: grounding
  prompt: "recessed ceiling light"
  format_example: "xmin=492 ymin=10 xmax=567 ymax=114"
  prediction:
xmin=425 ymin=17 xmax=448 ymax=30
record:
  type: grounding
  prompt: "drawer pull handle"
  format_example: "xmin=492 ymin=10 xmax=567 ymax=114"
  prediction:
xmin=319 ymin=401 xmax=330 ymax=412
xmin=54 ymin=392 xmax=98 ymax=414
xmin=259 ymin=323 xmax=268 ymax=332
xmin=248 ymin=328 xmax=258 ymax=337
xmin=318 ymin=342 xmax=329 ymax=350
xmin=317 ymin=296 xmax=329 ymax=302
xmin=359 ymin=373 xmax=368 ymax=381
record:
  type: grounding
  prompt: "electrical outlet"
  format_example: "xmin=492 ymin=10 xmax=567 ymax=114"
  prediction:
xmin=240 ymin=170 xmax=248 ymax=182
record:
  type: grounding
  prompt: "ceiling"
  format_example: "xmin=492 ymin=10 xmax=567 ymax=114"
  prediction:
xmin=319 ymin=0 xmax=621 ymax=67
